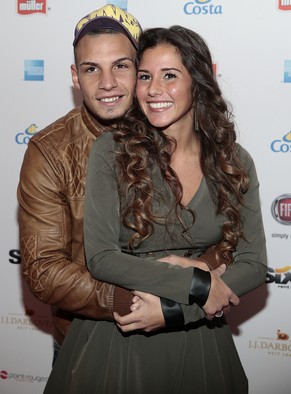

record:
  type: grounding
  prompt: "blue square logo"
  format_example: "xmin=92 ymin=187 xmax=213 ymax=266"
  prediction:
xmin=283 ymin=60 xmax=291 ymax=83
xmin=24 ymin=60 xmax=44 ymax=81
xmin=106 ymin=0 xmax=127 ymax=10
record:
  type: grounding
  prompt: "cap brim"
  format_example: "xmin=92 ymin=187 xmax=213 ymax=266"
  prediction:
xmin=73 ymin=18 xmax=138 ymax=49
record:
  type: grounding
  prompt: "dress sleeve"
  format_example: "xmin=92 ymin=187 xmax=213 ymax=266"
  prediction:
xmin=163 ymin=148 xmax=268 ymax=326
xmin=84 ymin=135 xmax=194 ymax=305
xmin=221 ymin=148 xmax=268 ymax=296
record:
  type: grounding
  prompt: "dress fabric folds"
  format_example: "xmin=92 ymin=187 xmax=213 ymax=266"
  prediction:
xmin=45 ymin=318 xmax=248 ymax=394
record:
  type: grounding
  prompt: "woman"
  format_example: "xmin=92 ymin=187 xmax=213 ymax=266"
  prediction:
xmin=44 ymin=26 xmax=267 ymax=394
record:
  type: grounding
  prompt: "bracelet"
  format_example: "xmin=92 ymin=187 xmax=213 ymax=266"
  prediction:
xmin=160 ymin=298 xmax=185 ymax=327
xmin=188 ymin=268 xmax=211 ymax=307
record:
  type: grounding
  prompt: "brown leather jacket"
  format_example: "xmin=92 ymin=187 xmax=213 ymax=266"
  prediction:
xmin=17 ymin=105 xmax=132 ymax=344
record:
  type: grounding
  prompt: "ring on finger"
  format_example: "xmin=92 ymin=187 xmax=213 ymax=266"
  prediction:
xmin=214 ymin=311 xmax=224 ymax=318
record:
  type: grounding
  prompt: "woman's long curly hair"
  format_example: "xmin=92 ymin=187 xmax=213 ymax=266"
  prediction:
xmin=114 ymin=26 xmax=249 ymax=260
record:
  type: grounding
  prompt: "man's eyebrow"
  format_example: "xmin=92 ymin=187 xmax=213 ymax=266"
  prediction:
xmin=79 ymin=57 xmax=135 ymax=68
xmin=112 ymin=56 xmax=135 ymax=65
xmin=79 ymin=61 xmax=98 ymax=67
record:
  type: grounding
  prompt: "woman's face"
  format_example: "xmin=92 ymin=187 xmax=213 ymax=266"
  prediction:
xmin=136 ymin=44 xmax=194 ymax=134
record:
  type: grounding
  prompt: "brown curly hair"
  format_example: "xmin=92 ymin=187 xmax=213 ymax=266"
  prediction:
xmin=114 ymin=26 xmax=249 ymax=261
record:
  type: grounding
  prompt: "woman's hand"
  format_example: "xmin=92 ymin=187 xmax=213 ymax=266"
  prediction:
xmin=202 ymin=265 xmax=239 ymax=320
xmin=114 ymin=291 xmax=165 ymax=333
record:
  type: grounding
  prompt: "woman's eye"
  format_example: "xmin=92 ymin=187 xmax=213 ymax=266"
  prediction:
xmin=164 ymin=72 xmax=177 ymax=80
xmin=138 ymin=74 xmax=151 ymax=81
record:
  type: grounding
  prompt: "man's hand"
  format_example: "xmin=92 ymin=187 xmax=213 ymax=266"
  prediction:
xmin=113 ymin=291 xmax=165 ymax=333
xmin=158 ymin=254 xmax=209 ymax=270
xmin=203 ymin=264 xmax=239 ymax=320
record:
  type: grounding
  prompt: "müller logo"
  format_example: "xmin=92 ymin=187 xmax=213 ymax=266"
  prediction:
xmin=17 ymin=0 xmax=46 ymax=15
xmin=271 ymin=194 xmax=291 ymax=225
xmin=278 ymin=0 xmax=291 ymax=11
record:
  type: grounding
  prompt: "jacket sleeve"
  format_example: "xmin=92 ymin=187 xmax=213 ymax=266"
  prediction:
xmin=17 ymin=141 xmax=132 ymax=320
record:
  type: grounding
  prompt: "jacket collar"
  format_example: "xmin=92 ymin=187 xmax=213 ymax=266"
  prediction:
xmin=81 ymin=104 xmax=115 ymax=138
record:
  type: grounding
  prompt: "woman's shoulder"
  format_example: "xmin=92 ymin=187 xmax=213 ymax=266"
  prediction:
xmin=235 ymin=143 xmax=254 ymax=169
xmin=93 ymin=130 xmax=115 ymax=147
xmin=91 ymin=131 xmax=116 ymax=157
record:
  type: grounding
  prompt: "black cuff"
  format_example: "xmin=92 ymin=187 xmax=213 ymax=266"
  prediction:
xmin=189 ymin=268 xmax=211 ymax=307
xmin=160 ymin=298 xmax=185 ymax=327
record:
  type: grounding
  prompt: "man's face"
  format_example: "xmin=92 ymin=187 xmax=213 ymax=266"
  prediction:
xmin=71 ymin=33 xmax=136 ymax=122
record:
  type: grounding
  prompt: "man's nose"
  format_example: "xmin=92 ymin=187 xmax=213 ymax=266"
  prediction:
xmin=98 ymin=70 xmax=118 ymax=90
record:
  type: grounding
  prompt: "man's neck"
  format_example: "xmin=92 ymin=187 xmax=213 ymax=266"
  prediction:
xmin=82 ymin=103 xmax=119 ymax=137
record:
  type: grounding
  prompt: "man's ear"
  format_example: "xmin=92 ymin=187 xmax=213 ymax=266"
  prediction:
xmin=71 ymin=64 xmax=80 ymax=90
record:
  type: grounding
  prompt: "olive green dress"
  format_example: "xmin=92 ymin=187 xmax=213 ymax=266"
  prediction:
xmin=44 ymin=132 xmax=267 ymax=394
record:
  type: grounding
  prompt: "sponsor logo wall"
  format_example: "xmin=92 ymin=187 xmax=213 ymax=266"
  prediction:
xmin=1 ymin=0 xmax=290 ymax=393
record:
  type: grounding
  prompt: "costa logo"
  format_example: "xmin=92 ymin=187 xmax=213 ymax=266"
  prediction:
xmin=271 ymin=194 xmax=291 ymax=225
xmin=183 ymin=0 xmax=223 ymax=15
xmin=270 ymin=130 xmax=291 ymax=153
xmin=15 ymin=124 xmax=38 ymax=145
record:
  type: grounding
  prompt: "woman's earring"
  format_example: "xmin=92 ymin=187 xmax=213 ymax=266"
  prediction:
xmin=194 ymin=109 xmax=199 ymax=132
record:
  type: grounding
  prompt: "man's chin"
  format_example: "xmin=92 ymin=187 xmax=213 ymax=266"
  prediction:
xmin=85 ymin=104 xmax=126 ymax=126
xmin=103 ymin=107 xmax=127 ymax=120
xmin=100 ymin=111 xmax=125 ymax=124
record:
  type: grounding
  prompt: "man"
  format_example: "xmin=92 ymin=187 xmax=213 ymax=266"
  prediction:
xmin=17 ymin=4 xmax=143 ymax=361
xmin=17 ymin=4 xmax=235 ymax=362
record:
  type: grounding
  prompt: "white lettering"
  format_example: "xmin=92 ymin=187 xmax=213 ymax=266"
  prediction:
xmin=279 ymin=203 xmax=291 ymax=217
xmin=19 ymin=1 xmax=44 ymax=11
